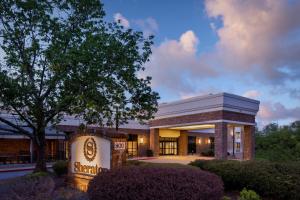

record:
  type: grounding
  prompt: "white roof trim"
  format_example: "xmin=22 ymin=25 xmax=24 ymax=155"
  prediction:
xmin=150 ymin=120 xmax=256 ymax=129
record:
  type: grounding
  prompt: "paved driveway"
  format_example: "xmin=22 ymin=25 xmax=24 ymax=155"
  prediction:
xmin=135 ymin=155 xmax=214 ymax=165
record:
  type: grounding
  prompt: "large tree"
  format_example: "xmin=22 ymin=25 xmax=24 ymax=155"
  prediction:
xmin=0 ymin=0 xmax=159 ymax=172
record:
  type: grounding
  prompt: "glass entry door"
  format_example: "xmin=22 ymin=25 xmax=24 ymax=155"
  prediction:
xmin=159 ymin=137 xmax=178 ymax=155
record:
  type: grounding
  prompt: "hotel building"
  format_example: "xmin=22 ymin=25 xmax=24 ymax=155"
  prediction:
xmin=0 ymin=92 xmax=259 ymax=163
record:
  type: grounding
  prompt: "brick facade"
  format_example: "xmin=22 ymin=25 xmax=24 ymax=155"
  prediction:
xmin=150 ymin=128 xmax=159 ymax=156
xmin=178 ymin=130 xmax=188 ymax=155
xmin=149 ymin=110 xmax=255 ymax=127
xmin=215 ymin=122 xmax=228 ymax=159
xmin=243 ymin=125 xmax=255 ymax=160
xmin=0 ymin=139 xmax=30 ymax=155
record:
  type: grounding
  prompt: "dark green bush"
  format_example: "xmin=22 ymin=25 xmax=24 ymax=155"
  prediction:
xmin=146 ymin=149 xmax=153 ymax=157
xmin=201 ymin=149 xmax=214 ymax=156
xmin=190 ymin=160 xmax=300 ymax=200
xmin=52 ymin=160 xmax=68 ymax=176
xmin=88 ymin=166 xmax=224 ymax=200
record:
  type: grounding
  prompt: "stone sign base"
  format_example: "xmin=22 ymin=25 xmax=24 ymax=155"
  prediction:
xmin=68 ymin=129 xmax=128 ymax=191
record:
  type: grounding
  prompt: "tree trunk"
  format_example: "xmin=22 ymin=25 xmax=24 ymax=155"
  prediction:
xmin=34 ymin=128 xmax=47 ymax=172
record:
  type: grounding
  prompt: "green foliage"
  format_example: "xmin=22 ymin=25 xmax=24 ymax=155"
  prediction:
xmin=0 ymin=1 xmax=159 ymax=171
xmin=222 ymin=196 xmax=231 ymax=200
xmin=27 ymin=171 xmax=49 ymax=178
xmin=239 ymin=188 xmax=261 ymax=200
xmin=201 ymin=149 xmax=214 ymax=156
xmin=53 ymin=160 xmax=68 ymax=176
xmin=146 ymin=149 xmax=153 ymax=157
xmin=256 ymin=122 xmax=300 ymax=161
xmin=190 ymin=160 xmax=300 ymax=200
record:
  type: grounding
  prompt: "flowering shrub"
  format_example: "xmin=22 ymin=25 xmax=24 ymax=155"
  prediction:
xmin=87 ymin=166 xmax=224 ymax=200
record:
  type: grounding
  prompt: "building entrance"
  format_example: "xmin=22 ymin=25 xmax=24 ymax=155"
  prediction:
xmin=159 ymin=137 xmax=178 ymax=155
xmin=188 ymin=136 xmax=196 ymax=154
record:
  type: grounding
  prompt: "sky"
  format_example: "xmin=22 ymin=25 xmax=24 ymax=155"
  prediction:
xmin=102 ymin=0 xmax=300 ymax=128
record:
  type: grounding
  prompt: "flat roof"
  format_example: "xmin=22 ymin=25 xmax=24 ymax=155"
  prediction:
xmin=155 ymin=92 xmax=260 ymax=119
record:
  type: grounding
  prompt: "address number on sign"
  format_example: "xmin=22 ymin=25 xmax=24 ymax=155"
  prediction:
xmin=114 ymin=142 xmax=126 ymax=150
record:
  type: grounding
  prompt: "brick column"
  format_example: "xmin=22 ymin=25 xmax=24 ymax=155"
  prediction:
xmin=150 ymin=128 xmax=159 ymax=156
xmin=178 ymin=130 xmax=188 ymax=155
xmin=243 ymin=125 xmax=255 ymax=160
xmin=214 ymin=122 xmax=228 ymax=159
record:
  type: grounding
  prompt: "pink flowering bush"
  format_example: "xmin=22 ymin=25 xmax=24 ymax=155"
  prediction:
xmin=88 ymin=166 xmax=224 ymax=200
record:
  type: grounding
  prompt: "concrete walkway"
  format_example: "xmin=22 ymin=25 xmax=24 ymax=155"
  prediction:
xmin=130 ymin=155 xmax=214 ymax=165
xmin=0 ymin=163 xmax=53 ymax=172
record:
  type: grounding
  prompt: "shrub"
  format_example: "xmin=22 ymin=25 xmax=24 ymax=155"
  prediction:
xmin=0 ymin=175 xmax=55 ymax=200
xmin=190 ymin=160 xmax=300 ymax=200
xmin=239 ymin=188 xmax=261 ymax=200
xmin=88 ymin=166 xmax=224 ymax=200
xmin=201 ymin=150 xmax=214 ymax=156
xmin=146 ymin=149 xmax=154 ymax=157
xmin=53 ymin=160 xmax=68 ymax=176
xmin=222 ymin=196 xmax=231 ymax=200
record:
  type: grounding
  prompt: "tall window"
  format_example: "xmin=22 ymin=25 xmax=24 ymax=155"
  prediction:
xmin=127 ymin=134 xmax=138 ymax=157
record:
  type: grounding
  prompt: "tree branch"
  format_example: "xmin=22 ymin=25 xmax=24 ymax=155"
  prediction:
xmin=0 ymin=116 xmax=32 ymax=139
xmin=10 ymin=105 xmax=36 ymax=130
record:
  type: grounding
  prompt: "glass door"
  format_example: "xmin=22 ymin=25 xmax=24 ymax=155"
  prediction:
xmin=159 ymin=137 xmax=178 ymax=155
xmin=188 ymin=136 xmax=196 ymax=154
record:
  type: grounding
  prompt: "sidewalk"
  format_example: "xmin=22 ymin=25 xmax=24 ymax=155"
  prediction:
xmin=0 ymin=163 xmax=54 ymax=172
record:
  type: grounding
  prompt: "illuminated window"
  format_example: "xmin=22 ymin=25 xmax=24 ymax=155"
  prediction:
xmin=127 ymin=134 xmax=138 ymax=157
xmin=235 ymin=142 xmax=241 ymax=153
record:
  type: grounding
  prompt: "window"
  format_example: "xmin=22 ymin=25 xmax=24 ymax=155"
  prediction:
xmin=127 ymin=134 xmax=138 ymax=157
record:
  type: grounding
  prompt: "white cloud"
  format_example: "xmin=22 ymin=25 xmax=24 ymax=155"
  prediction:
xmin=205 ymin=0 xmax=300 ymax=84
xmin=258 ymin=101 xmax=300 ymax=123
xmin=142 ymin=30 xmax=216 ymax=93
xmin=243 ymin=90 xmax=260 ymax=99
xmin=114 ymin=13 xmax=130 ymax=28
xmin=133 ymin=17 xmax=159 ymax=37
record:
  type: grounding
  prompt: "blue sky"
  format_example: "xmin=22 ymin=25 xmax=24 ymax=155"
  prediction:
xmin=102 ymin=0 xmax=300 ymax=128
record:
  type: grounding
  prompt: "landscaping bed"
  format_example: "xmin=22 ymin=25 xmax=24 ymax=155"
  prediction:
xmin=190 ymin=159 xmax=300 ymax=200
xmin=0 ymin=172 xmax=88 ymax=200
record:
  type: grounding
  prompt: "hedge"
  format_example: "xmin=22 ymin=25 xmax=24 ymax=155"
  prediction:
xmin=52 ymin=160 xmax=68 ymax=176
xmin=87 ymin=166 xmax=224 ymax=200
xmin=189 ymin=160 xmax=300 ymax=200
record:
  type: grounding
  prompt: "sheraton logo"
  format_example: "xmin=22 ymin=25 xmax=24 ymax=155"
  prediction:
xmin=83 ymin=137 xmax=97 ymax=162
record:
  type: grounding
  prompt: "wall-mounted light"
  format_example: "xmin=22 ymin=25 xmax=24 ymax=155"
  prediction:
xmin=198 ymin=138 xmax=202 ymax=144
xmin=207 ymin=139 xmax=211 ymax=144
xmin=139 ymin=137 xmax=144 ymax=144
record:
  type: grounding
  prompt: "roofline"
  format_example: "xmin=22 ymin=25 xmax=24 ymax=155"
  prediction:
xmin=158 ymin=92 xmax=260 ymax=108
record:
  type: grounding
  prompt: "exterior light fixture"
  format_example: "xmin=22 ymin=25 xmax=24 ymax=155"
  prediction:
xmin=207 ymin=139 xmax=211 ymax=144
xmin=198 ymin=138 xmax=202 ymax=144
xmin=139 ymin=137 xmax=144 ymax=144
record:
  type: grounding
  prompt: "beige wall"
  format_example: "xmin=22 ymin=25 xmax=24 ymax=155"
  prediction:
xmin=159 ymin=129 xmax=180 ymax=138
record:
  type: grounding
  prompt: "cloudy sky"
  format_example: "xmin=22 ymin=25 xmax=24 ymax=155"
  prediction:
xmin=102 ymin=0 xmax=300 ymax=128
